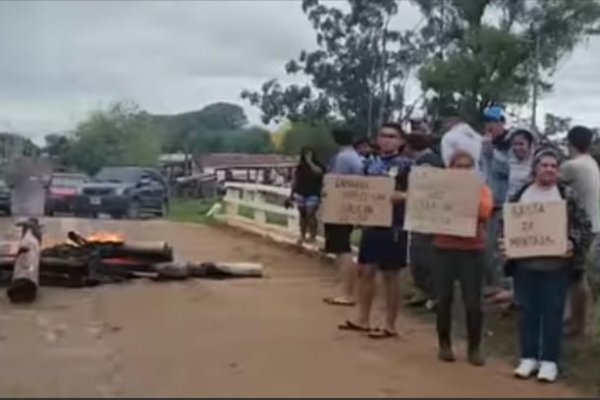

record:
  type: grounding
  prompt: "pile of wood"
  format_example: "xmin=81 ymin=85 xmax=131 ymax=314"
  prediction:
xmin=0 ymin=220 xmax=263 ymax=304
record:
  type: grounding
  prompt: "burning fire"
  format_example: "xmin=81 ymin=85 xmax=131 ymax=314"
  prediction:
xmin=85 ymin=231 xmax=124 ymax=244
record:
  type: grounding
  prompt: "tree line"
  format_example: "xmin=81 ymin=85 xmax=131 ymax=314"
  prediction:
xmin=242 ymin=0 xmax=600 ymax=139
xmin=44 ymin=101 xmax=274 ymax=175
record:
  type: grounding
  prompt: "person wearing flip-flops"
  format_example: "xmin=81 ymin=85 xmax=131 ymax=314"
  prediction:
xmin=433 ymin=150 xmax=493 ymax=367
xmin=338 ymin=122 xmax=412 ymax=339
xmin=322 ymin=127 xmax=364 ymax=307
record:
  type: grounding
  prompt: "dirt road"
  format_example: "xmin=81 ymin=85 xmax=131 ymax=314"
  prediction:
xmin=0 ymin=217 xmax=582 ymax=397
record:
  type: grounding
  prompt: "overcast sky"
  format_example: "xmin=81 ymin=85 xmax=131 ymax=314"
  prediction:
xmin=0 ymin=0 xmax=599 ymax=144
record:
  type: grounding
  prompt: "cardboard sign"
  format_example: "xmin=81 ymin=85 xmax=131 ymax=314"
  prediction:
xmin=503 ymin=201 xmax=568 ymax=258
xmin=404 ymin=167 xmax=483 ymax=237
xmin=320 ymin=174 xmax=394 ymax=227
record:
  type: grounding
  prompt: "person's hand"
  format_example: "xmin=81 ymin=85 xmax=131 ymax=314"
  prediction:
xmin=390 ymin=191 xmax=406 ymax=203
xmin=564 ymin=240 xmax=574 ymax=258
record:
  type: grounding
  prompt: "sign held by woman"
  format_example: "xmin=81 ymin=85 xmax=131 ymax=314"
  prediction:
xmin=502 ymin=201 xmax=568 ymax=258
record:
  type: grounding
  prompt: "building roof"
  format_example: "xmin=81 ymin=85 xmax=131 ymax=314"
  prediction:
xmin=196 ymin=153 xmax=298 ymax=169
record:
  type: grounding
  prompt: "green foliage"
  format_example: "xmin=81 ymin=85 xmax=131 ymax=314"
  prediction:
xmin=415 ymin=0 xmax=600 ymax=124
xmin=66 ymin=101 xmax=161 ymax=175
xmin=242 ymin=0 xmax=422 ymax=135
xmin=168 ymin=198 xmax=220 ymax=224
xmin=280 ymin=120 xmax=337 ymax=163
xmin=154 ymin=102 xmax=273 ymax=155
xmin=44 ymin=101 xmax=275 ymax=175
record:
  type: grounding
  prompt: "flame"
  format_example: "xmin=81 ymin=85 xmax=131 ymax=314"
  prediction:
xmin=85 ymin=231 xmax=124 ymax=244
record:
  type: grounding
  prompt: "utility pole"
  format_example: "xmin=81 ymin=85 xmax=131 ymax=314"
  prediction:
xmin=531 ymin=31 xmax=541 ymax=132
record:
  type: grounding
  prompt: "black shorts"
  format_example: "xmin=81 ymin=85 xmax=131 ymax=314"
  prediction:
xmin=358 ymin=227 xmax=407 ymax=270
xmin=324 ymin=224 xmax=354 ymax=254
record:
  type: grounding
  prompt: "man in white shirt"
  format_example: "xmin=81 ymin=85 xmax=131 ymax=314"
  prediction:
xmin=560 ymin=125 xmax=600 ymax=338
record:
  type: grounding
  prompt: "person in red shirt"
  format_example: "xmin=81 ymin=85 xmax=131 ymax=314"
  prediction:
xmin=433 ymin=150 xmax=494 ymax=366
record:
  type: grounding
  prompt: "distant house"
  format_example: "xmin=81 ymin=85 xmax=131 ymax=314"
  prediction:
xmin=195 ymin=153 xmax=298 ymax=185
xmin=0 ymin=132 xmax=40 ymax=164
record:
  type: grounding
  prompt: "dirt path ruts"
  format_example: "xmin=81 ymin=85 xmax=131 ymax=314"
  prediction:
xmin=0 ymin=217 xmax=582 ymax=397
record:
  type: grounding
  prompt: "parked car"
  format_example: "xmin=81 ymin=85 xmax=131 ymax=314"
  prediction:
xmin=74 ymin=167 xmax=169 ymax=219
xmin=44 ymin=173 xmax=88 ymax=216
xmin=0 ymin=178 xmax=11 ymax=215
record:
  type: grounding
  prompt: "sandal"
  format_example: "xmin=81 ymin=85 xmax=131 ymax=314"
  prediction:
xmin=368 ymin=329 xmax=398 ymax=339
xmin=338 ymin=320 xmax=370 ymax=332
xmin=323 ymin=297 xmax=356 ymax=307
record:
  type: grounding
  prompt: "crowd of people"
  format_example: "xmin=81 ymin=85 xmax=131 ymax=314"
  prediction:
xmin=287 ymin=105 xmax=600 ymax=384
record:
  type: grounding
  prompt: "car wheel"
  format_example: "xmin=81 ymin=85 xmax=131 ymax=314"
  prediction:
xmin=127 ymin=200 xmax=141 ymax=219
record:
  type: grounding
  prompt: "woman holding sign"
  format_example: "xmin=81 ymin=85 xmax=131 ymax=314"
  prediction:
xmin=500 ymin=148 xmax=593 ymax=383
xmin=432 ymin=150 xmax=493 ymax=367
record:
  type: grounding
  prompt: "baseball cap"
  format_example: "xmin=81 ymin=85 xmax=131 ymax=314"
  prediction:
xmin=482 ymin=105 xmax=505 ymax=122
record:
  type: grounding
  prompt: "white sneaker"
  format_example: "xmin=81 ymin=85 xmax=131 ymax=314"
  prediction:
xmin=537 ymin=361 xmax=559 ymax=383
xmin=514 ymin=359 xmax=539 ymax=379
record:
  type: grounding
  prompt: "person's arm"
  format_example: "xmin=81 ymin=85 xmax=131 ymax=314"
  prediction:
xmin=559 ymin=162 xmax=574 ymax=184
xmin=306 ymin=158 xmax=323 ymax=175
xmin=478 ymin=185 xmax=494 ymax=220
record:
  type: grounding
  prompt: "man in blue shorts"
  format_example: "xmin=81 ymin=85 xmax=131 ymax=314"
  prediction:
xmin=338 ymin=122 xmax=412 ymax=337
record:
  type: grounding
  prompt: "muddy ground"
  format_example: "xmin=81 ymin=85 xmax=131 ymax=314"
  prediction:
xmin=0 ymin=217 xmax=583 ymax=397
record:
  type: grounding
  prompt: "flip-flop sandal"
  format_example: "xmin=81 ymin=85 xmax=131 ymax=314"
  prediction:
xmin=338 ymin=320 xmax=371 ymax=332
xmin=323 ymin=297 xmax=356 ymax=307
xmin=368 ymin=329 xmax=398 ymax=339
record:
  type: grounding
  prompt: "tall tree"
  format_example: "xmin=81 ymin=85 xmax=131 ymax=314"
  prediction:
xmin=241 ymin=0 xmax=423 ymax=136
xmin=69 ymin=101 xmax=161 ymax=175
xmin=415 ymin=0 xmax=600 ymax=127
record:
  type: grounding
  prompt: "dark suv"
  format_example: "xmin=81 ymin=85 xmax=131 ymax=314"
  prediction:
xmin=74 ymin=167 xmax=169 ymax=219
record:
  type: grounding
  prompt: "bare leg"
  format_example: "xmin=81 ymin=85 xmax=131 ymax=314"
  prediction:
xmin=353 ymin=264 xmax=377 ymax=328
xmin=382 ymin=270 xmax=400 ymax=333
xmin=305 ymin=205 xmax=318 ymax=242
xmin=297 ymin=205 xmax=308 ymax=243
xmin=339 ymin=253 xmax=358 ymax=302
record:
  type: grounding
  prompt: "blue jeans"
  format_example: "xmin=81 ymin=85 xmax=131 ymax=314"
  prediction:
xmin=514 ymin=268 xmax=569 ymax=363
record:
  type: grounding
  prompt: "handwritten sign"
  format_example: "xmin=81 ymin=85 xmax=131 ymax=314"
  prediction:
xmin=503 ymin=201 xmax=568 ymax=258
xmin=404 ymin=167 xmax=482 ymax=237
xmin=320 ymin=174 xmax=394 ymax=227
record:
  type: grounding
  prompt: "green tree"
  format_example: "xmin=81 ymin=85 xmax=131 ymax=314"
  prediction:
xmin=241 ymin=0 xmax=422 ymax=136
xmin=69 ymin=101 xmax=161 ymax=175
xmin=415 ymin=0 xmax=600 ymax=126
xmin=281 ymin=120 xmax=337 ymax=163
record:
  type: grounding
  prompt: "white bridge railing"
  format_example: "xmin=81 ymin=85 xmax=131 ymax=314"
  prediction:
xmin=222 ymin=182 xmax=304 ymax=238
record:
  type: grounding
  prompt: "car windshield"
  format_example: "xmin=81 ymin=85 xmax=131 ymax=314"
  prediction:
xmin=52 ymin=175 xmax=86 ymax=187
xmin=94 ymin=168 xmax=142 ymax=183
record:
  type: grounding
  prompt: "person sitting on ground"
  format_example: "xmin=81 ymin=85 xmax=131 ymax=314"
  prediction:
xmin=433 ymin=150 xmax=493 ymax=367
xmin=323 ymin=127 xmax=364 ymax=307
xmin=403 ymin=131 xmax=445 ymax=311
xmin=500 ymin=148 xmax=592 ymax=383
xmin=560 ymin=126 xmax=600 ymax=338
xmin=338 ymin=122 xmax=412 ymax=338
xmin=288 ymin=146 xmax=325 ymax=244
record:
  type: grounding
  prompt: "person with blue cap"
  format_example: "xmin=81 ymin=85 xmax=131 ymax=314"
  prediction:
xmin=481 ymin=104 xmax=512 ymax=299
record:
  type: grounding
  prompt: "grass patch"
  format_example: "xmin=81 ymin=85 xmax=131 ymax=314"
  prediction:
xmin=238 ymin=205 xmax=255 ymax=219
xmin=266 ymin=212 xmax=288 ymax=227
xmin=167 ymin=198 xmax=220 ymax=224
